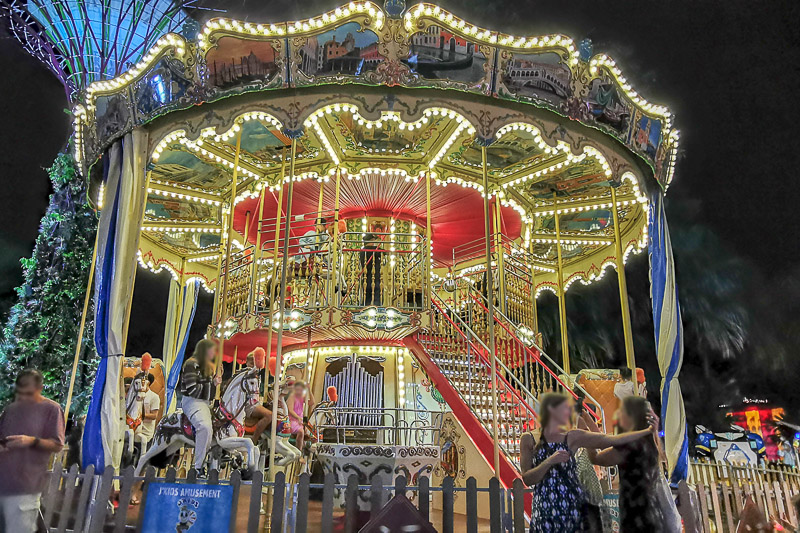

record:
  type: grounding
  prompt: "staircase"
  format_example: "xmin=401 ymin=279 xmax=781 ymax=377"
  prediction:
xmin=404 ymin=291 xmax=604 ymax=491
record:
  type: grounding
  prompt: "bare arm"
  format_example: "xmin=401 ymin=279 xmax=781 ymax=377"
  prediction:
xmin=519 ymin=433 xmax=534 ymax=482
xmin=519 ymin=433 xmax=570 ymax=485
xmin=288 ymin=398 xmax=303 ymax=421
xmin=591 ymin=447 xmax=627 ymax=466
xmin=4 ymin=435 xmax=63 ymax=453
xmin=568 ymin=428 xmax=652 ymax=450
xmin=143 ymin=408 xmax=159 ymax=421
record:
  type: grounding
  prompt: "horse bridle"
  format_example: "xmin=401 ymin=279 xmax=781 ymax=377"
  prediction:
xmin=126 ymin=372 xmax=147 ymax=414
xmin=219 ymin=369 xmax=260 ymax=430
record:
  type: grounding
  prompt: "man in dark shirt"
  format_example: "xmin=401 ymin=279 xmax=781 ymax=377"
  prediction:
xmin=0 ymin=369 xmax=65 ymax=532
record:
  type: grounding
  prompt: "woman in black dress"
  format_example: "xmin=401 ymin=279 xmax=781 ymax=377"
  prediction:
xmin=520 ymin=393 xmax=657 ymax=533
xmin=588 ymin=396 xmax=665 ymax=532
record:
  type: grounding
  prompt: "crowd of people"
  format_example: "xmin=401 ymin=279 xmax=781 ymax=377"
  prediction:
xmin=0 ymin=351 xmax=766 ymax=532
xmin=0 ymin=356 xmax=675 ymax=533
xmin=179 ymin=339 xmax=314 ymax=477
xmin=521 ymin=391 xmax=682 ymax=533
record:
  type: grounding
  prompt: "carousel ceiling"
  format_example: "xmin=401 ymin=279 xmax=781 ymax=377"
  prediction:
xmin=142 ymin=103 xmax=648 ymax=287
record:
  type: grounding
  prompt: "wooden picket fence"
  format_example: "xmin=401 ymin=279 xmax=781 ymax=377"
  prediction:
xmin=40 ymin=460 xmax=532 ymax=532
xmin=689 ymin=459 xmax=800 ymax=532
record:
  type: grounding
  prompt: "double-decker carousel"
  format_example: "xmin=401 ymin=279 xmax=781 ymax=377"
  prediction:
xmin=67 ymin=0 xmax=682 ymax=516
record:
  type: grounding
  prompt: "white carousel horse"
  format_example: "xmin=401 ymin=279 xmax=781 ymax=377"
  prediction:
xmin=123 ymin=370 xmax=149 ymax=462
xmin=134 ymin=368 xmax=261 ymax=475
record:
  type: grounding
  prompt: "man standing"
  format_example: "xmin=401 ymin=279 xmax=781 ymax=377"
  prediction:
xmin=0 ymin=369 xmax=65 ymax=532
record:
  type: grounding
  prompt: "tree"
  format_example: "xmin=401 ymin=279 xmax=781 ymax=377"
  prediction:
xmin=0 ymin=153 xmax=98 ymax=412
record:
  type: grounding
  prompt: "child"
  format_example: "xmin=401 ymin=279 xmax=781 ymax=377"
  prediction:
xmin=287 ymin=380 xmax=315 ymax=452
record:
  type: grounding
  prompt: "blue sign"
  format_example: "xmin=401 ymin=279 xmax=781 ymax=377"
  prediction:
xmin=142 ymin=482 xmax=233 ymax=533
xmin=603 ymin=492 xmax=620 ymax=532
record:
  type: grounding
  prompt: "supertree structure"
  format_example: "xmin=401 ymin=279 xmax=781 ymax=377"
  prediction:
xmin=1 ymin=0 xmax=196 ymax=102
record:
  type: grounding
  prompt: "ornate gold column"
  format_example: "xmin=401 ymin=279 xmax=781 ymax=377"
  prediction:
xmin=248 ymin=184 xmax=268 ymax=314
xmin=493 ymin=197 xmax=507 ymax=314
xmin=425 ymin=170 xmax=433 ymax=305
xmin=215 ymin=130 xmax=242 ymax=376
xmin=554 ymin=193 xmax=570 ymax=374
xmin=528 ymin=236 xmax=539 ymax=335
xmin=261 ymin=151 xmax=287 ymax=399
xmin=268 ymin=135 xmax=298 ymax=479
xmin=611 ymin=185 xmax=637 ymax=385
xmin=331 ymin=167 xmax=342 ymax=305
xmin=481 ymin=144 xmax=501 ymax=479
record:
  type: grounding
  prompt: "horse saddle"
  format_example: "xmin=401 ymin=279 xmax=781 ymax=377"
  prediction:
xmin=180 ymin=413 xmax=196 ymax=440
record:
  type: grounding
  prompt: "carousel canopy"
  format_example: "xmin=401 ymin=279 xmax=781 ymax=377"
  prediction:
xmin=63 ymin=0 xmax=675 ymax=291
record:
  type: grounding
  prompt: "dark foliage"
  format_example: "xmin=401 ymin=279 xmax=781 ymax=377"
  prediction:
xmin=0 ymin=153 xmax=98 ymax=411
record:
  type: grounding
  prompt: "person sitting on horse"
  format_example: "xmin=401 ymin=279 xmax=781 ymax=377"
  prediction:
xmin=180 ymin=339 xmax=221 ymax=477
xmin=134 ymin=374 xmax=160 ymax=448
xmin=240 ymin=348 xmax=272 ymax=444
xmin=287 ymin=380 xmax=315 ymax=453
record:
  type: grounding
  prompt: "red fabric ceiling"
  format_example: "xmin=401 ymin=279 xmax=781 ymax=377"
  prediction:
xmin=233 ymin=175 xmax=521 ymax=264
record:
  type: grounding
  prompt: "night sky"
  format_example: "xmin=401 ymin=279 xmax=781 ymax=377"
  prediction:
xmin=0 ymin=1 xmax=798 ymax=357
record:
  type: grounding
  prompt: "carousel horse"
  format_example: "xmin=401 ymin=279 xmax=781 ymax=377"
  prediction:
xmin=122 ymin=354 xmax=152 ymax=466
xmin=135 ymin=366 xmax=261 ymax=476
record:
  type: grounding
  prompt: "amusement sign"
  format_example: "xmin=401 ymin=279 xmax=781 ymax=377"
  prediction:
xmin=141 ymin=483 xmax=234 ymax=533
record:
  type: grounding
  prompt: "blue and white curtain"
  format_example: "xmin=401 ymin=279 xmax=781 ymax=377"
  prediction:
xmin=83 ymin=132 xmax=148 ymax=473
xmin=648 ymin=191 xmax=689 ymax=483
xmin=163 ymin=279 xmax=200 ymax=412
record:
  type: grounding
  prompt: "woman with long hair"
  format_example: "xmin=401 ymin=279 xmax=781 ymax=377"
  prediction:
xmin=180 ymin=338 xmax=221 ymax=477
xmin=587 ymin=395 xmax=670 ymax=533
xmin=520 ymin=392 xmax=656 ymax=533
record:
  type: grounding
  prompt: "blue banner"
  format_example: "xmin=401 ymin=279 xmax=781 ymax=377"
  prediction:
xmin=142 ymin=483 xmax=233 ymax=533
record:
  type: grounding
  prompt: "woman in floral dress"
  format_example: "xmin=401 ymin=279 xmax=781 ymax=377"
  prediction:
xmin=520 ymin=393 xmax=656 ymax=533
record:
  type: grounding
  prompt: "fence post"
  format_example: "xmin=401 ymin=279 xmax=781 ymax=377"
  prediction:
xmin=225 ymin=469 xmax=241 ymax=532
xmin=466 ymin=476 xmax=478 ymax=533
xmin=270 ymin=471 xmax=286 ymax=533
xmin=72 ymin=464 xmax=95 ymax=533
xmin=165 ymin=466 xmax=177 ymax=483
xmin=512 ymin=478 xmax=525 ymax=533
xmin=695 ymin=482 xmax=711 ymax=533
xmin=419 ymin=475 xmax=430 ymax=521
xmin=321 ymin=472 xmax=335 ymax=533
xmin=42 ymin=459 xmax=63 ymax=528
xmin=55 ymin=464 xmax=79 ymax=533
xmin=442 ymin=476 xmax=454 ymax=533
xmin=88 ymin=468 xmax=115 ymax=533
xmin=395 ymin=475 xmax=407 ymax=499
xmin=295 ymin=473 xmax=310 ymax=533
xmin=489 ymin=476 xmax=502 ymax=533
xmin=135 ymin=467 xmax=156 ymax=533
xmin=721 ymin=482 xmax=735 ymax=533
xmin=371 ymin=475 xmax=385 ymax=520
xmin=246 ymin=470 xmax=263 ymax=533
xmin=114 ymin=466 xmax=135 ymax=533
xmin=209 ymin=468 xmax=220 ymax=485
xmin=344 ymin=474 xmax=359 ymax=533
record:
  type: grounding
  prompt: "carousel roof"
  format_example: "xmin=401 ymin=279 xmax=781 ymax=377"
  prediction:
xmin=75 ymin=0 xmax=675 ymax=292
